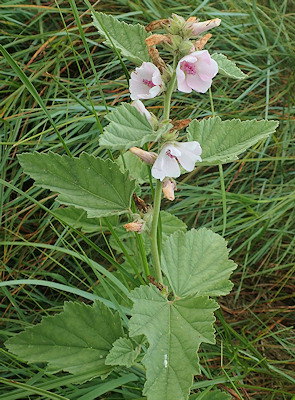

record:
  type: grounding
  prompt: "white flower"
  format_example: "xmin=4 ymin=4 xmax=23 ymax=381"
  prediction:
xmin=129 ymin=62 xmax=163 ymax=100
xmin=151 ymin=141 xmax=202 ymax=181
xmin=188 ymin=18 xmax=221 ymax=36
xmin=131 ymin=100 xmax=152 ymax=121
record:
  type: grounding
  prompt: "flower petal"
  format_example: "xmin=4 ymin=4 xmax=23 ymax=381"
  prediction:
xmin=152 ymin=147 xmax=180 ymax=181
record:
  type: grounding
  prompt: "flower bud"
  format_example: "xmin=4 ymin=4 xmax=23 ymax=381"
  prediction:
xmin=162 ymin=178 xmax=177 ymax=201
xmin=129 ymin=147 xmax=157 ymax=165
xmin=123 ymin=220 xmax=145 ymax=233
xmin=188 ymin=18 xmax=221 ymax=36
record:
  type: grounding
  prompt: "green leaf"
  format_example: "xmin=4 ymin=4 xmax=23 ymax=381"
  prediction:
xmin=162 ymin=228 xmax=236 ymax=298
xmin=187 ymin=117 xmax=279 ymax=164
xmin=160 ymin=211 xmax=187 ymax=237
xmin=18 ymin=152 xmax=135 ymax=218
xmin=100 ymin=103 xmax=158 ymax=150
xmin=105 ymin=337 xmax=140 ymax=368
xmin=92 ymin=12 xmax=150 ymax=64
xmin=212 ymin=53 xmax=247 ymax=79
xmin=192 ymin=389 xmax=231 ymax=400
xmin=5 ymin=301 xmax=124 ymax=378
xmin=129 ymin=285 xmax=218 ymax=400
xmin=116 ymin=152 xmax=150 ymax=184
xmin=53 ymin=206 xmax=118 ymax=233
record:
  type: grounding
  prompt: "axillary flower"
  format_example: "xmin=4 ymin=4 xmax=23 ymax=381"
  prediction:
xmin=151 ymin=141 xmax=202 ymax=181
xmin=129 ymin=62 xmax=163 ymax=100
xmin=176 ymin=50 xmax=218 ymax=93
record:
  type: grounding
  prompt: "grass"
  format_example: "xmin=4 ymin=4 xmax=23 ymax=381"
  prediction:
xmin=0 ymin=0 xmax=294 ymax=399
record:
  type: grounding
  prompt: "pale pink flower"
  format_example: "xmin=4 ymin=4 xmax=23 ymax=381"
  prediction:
xmin=151 ymin=141 xmax=202 ymax=181
xmin=188 ymin=18 xmax=221 ymax=36
xmin=129 ymin=62 xmax=163 ymax=100
xmin=176 ymin=50 xmax=218 ymax=93
xmin=131 ymin=100 xmax=152 ymax=121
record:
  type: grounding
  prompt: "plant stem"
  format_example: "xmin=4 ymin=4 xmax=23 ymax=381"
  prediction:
xmin=162 ymin=71 xmax=176 ymax=121
xmin=150 ymin=179 xmax=163 ymax=283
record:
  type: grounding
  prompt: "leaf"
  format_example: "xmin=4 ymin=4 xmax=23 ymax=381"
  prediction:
xmin=53 ymin=206 xmax=118 ymax=233
xmin=212 ymin=53 xmax=247 ymax=79
xmin=187 ymin=116 xmax=279 ymax=164
xmin=129 ymin=285 xmax=218 ymax=400
xmin=105 ymin=337 xmax=140 ymax=368
xmin=100 ymin=103 xmax=159 ymax=151
xmin=92 ymin=12 xmax=150 ymax=64
xmin=18 ymin=152 xmax=135 ymax=218
xmin=5 ymin=301 xmax=124 ymax=378
xmin=160 ymin=211 xmax=187 ymax=237
xmin=161 ymin=228 xmax=236 ymax=298
xmin=192 ymin=389 xmax=231 ymax=400
xmin=116 ymin=152 xmax=150 ymax=184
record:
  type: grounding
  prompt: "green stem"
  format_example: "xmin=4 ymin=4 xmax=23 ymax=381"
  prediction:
xmin=162 ymin=71 xmax=177 ymax=121
xmin=150 ymin=179 xmax=163 ymax=284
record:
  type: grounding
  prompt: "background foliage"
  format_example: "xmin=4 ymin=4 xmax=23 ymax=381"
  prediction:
xmin=0 ymin=0 xmax=294 ymax=399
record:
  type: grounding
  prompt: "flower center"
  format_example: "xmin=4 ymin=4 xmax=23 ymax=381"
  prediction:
xmin=142 ymin=79 xmax=156 ymax=88
xmin=180 ymin=61 xmax=197 ymax=75
xmin=166 ymin=150 xmax=177 ymax=159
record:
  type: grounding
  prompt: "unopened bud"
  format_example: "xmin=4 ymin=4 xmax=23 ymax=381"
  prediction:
xmin=188 ymin=18 xmax=221 ymax=36
xmin=162 ymin=178 xmax=177 ymax=201
xmin=123 ymin=220 xmax=145 ymax=233
xmin=129 ymin=147 xmax=157 ymax=165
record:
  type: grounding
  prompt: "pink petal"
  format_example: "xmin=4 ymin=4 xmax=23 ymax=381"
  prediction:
xmin=186 ymin=74 xmax=212 ymax=93
xmin=190 ymin=18 xmax=221 ymax=35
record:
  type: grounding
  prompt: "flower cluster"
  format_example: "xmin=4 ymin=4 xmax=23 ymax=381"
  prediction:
xmin=128 ymin=15 xmax=220 ymax=186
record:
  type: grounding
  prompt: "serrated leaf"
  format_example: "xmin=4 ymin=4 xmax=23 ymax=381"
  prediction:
xmin=116 ymin=152 xmax=150 ymax=184
xmin=162 ymin=228 xmax=236 ymax=298
xmin=187 ymin=117 xmax=279 ymax=164
xmin=129 ymin=285 xmax=218 ymax=400
xmin=100 ymin=103 xmax=159 ymax=150
xmin=5 ymin=301 xmax=124 ymax=378
xmin=160 ymin=211 xmax=187 ymax=236
xmin=53 ymin=206 xmax=118 ymax=233
xmin=192 ymin=389 xmax=231 ymax=400
xmin=212 ymin=53 xmax=247 ymax=79
xmin=106 ymin=337 xmax=140 ymax=368
xmin=18 ymin=152 xmax=135 ymax=218
xmin=92 ymin=12 xmax=150 ymax=64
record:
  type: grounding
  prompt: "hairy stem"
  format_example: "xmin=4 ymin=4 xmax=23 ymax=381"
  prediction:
xmin=150 ymin=179 xmax=163 ymax=283
xmin=150 ymin=70 xmax=177 ymax=283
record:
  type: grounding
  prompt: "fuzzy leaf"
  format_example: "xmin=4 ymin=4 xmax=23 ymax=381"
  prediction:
xmin=129 ymin=285 xmax=218 ymax=400
xmin=100 ymin=103 xmax=159 ymax=150
xmin=53 ymin=206 xmax=118 ymax=233
xmin=106 ymin=337 xmax=140 ymax=368
xmin=116 ymin=152 xmax=150 ymax=184
xmin=6 ymin=301 xmax=124 ymax=378
xmin=160 ymin=211 xmax=187 ymax=236
xmin=192 ymin=389 xmax=231 ymax=400
xmin=162 ymin=228 xmax=236 ymax=298
xmin=212 ymin=53 xmax=247 ymax=79
xmin=18 ymin=152 xmax=135 ymax=218
xmin=92 ymin=12 xmax=150 ymax=64
xmin=187 ymin=117 xmax=279 ymax=164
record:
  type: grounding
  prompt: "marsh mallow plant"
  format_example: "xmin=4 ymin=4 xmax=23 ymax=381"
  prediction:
xmin=5 ymin=12 xmax=279 ymax=400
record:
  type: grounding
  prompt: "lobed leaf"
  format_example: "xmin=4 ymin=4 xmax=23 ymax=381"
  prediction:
xmin=92 ymin=12 xmax=150 ymax=64
xmin=53 ymin=206 xmax=118 ymax=232
xmin=18 ymin=152 xmax=135 ymax=218
xmin=212 ymin=53 xmax=247 ymax=79
xmin=100 ymin=103 xmax=158 ymax=150
xmin=187 ymin=116 xmax=279 ymax=164
xmin=6 ymin=301 xmax=124 ymax=379
xmin=105 ymin=337 xmax=140 ymax=368
xmin=129 ymin=285 xmax=218 ymax=400
xmin=161 ymin=228 xmax=236 ymax=298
